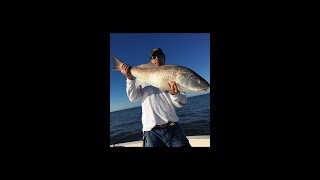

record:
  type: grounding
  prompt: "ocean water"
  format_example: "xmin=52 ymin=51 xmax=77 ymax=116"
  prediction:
xmin=110 ymin=93 xmax=211 ymax=145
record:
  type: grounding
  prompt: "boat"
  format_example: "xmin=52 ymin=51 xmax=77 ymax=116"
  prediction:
xmin=110 ymin=135 xmax=210 ymax=147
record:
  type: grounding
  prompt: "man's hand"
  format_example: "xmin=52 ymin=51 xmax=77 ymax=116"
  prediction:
xmin=168 ymin=81 xmax=180 ymax=95
xmin=121 ymin=63 xmax=134 ymax=80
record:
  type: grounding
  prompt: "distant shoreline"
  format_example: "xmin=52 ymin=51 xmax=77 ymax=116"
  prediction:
xmin=110 ymin=92 xmax=210 ymax=113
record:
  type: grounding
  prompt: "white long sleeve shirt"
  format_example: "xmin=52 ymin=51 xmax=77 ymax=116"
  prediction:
xmin=126 ymin=79 xmax=187 ymax=131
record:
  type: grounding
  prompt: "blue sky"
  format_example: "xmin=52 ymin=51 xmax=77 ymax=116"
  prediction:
xmin=110 ymin=33 xmax=211 ymax=112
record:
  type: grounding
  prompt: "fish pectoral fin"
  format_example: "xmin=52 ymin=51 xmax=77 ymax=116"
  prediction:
xmin=176 ymin=83 xmax=191 ymax=92
xmin=175 ymin=83 xmax=182 ymax=92
xmin=135 ymin=78 xmax=144 ymax=87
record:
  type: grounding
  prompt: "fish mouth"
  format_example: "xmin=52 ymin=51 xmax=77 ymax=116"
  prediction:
xmin=197 ymin=88 xmax=208 ymax=92
xmin=199 ymin=85 xmax=210 ymax=91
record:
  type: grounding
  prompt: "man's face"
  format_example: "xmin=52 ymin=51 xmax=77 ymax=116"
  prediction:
xmin=150 ymin=55 xmax=165 ymax=66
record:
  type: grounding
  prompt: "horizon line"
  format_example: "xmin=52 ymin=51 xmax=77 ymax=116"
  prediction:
xmin=110 ymin=92 xmax=210 ymax=113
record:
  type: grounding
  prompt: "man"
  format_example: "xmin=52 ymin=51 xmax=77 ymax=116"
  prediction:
xmin=120 ymin=48 xmax=191 ymax=147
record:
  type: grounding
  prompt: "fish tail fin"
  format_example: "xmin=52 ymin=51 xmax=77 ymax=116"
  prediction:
xmin=112 ymin=56 xmax=123 ymax=71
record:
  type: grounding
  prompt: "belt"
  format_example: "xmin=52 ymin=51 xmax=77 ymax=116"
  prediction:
xmin=154 ymin=121 xmax=176 ymax=129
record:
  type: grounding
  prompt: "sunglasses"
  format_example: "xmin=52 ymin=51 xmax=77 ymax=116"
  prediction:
xmin=150 ymin=55 xmax=165 ymax=60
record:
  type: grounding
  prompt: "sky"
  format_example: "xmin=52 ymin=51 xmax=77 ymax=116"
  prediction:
xmin=110 ymin=33 xmax=211 ymax=112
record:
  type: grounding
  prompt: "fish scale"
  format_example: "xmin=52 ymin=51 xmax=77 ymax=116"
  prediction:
xmin=112 ymin=56 xmax=210 ymax=92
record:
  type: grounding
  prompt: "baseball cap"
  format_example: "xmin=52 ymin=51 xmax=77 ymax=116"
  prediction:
xmin=150 ymin=48 xmax=165 ymax=57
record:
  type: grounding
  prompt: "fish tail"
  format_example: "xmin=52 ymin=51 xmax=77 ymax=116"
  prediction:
xmin=112 ymin=56 xmax=123 ymax=71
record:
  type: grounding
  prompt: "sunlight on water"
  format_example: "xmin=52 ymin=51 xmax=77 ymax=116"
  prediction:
xmin=110 ymin=93 xmax=210 ymax=144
